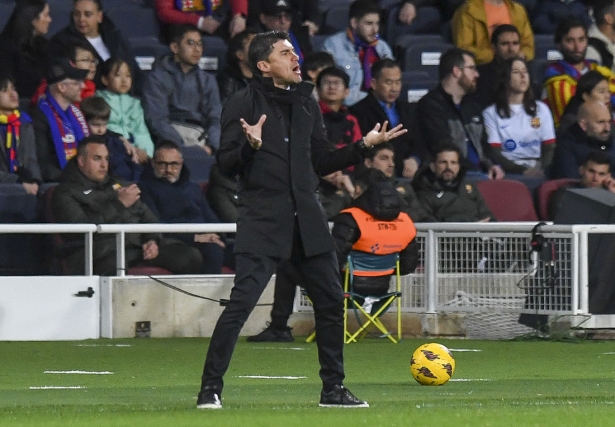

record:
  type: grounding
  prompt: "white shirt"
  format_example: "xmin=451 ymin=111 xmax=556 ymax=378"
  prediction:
xmin=87 ymin=36 xmax=110 ymax=62
xmin=483 ymin=101 xmax=556 ymax=168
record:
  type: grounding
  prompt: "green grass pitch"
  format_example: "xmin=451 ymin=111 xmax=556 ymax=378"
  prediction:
xmin=2 ymin=337 xmax=615 ymax=426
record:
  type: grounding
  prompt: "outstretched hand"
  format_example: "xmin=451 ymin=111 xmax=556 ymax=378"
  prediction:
xmin=240 ymin=114 xmax=267 ymax=150
xmin=363 ymin=121 xmax=407 ymax=148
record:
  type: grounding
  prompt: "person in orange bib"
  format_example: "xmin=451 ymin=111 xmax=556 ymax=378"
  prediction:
xmin=332 ymin=168 xmax=418 ymax=296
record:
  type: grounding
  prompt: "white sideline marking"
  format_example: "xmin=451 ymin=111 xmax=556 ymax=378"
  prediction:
xmin=74 ymin=344 xmax=132 ymax=347
xmin=449 ymin=348 xmax=482 ymax=352
xmin=449 ymin=378 xmax=491 ymax=382
xmin=44 ymin=371 xmax=114 ymax=375
xmin=29 ymin=386 xmax=86 ymax=390
xmin=237 ymin=375 xmax=307 ymax=380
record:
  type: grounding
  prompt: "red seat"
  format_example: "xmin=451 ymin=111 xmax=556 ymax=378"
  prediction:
xmin=535 ymin=178 xmax=578 ymax=220
xmin=476 ymin=179 xmax=538 ymax=221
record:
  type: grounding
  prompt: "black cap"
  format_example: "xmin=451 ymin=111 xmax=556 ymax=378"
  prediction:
xmin=47 ymin=57 xmax=89 ymax=85
xmin=261 ymin=0 xmax=291 ymax=15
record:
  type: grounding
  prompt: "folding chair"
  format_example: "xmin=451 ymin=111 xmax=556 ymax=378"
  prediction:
xmin=343 ymin=251 xmax=402 ymax=344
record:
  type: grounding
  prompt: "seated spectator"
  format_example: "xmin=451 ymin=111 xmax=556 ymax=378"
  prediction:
xmin=49 ymin=0 xmax=143 ymax=94
xmin=96 ymin=57 xmax=153 ymax=163
xmin=31 ymin=40 xmax=98 ymax=108
xmin=248 ymin=0 xmax=321 ymax=36
xmin=0 ymin=74 xmax=41 ymax=194
xmin=51 ymin=136 xmax=203 ymax=275
xmin=217 ymin=29 xmax=257 ymax=105
xmin=318 ymin=171 xmax=354 ymax=220
xmin=544 ymin=18 xmax=615 ymax=128
xmin=552 ymin=100 xmax=615 ymax=178
xmin=139 ymin=141 xmax=225 ymax=274
xmin=413 ymin=143 xmax=495 ymax=222
xmin=472 ymin=24 xmax=523 ymax=109
xmin=532 ymin=0 xmax=589 ymax=35
xmin=79 ymin=96 xmax=142 ymax=182
xmin=558 ymin=71 xmax=611 ymax=135
xmin=0 ymin=0 xmax=51 ymax=102
xmin=418 ymin=48 xmax=504 ymax=179
xmin=30 ymin=58 xmax=90 ymax=182
xmin=586 ymin=1 xmax=615 ymax=73
xmin=451 ymin=0 xmax=534 ymax=65
xmin=350 ymin=59 xmax=427 ymax=179
xmin=548 ymin=151 xmax=615 ymax=220
xmin=322 ymin=0 xmax=394 ymax=106
xmin=302 ymin=51 xmax=335 ymax=100
xmin=142 ymin=24 xmax=222 ymax=155
xmin=252 ymin=0 xmax=312 ymax=67
xmin=155 ymin=0 xmax=247 ymax=40
xmin=331 ymin=168 xmax=418 ymax=296
xmin=384 ymin=1 xmax=442 ymax=37
xmin=483 ymin=57 xmax=556 ymax=177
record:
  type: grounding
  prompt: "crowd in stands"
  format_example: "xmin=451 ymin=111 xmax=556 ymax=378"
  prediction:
xmin=0 ymin=0 xmax=613 ymax=276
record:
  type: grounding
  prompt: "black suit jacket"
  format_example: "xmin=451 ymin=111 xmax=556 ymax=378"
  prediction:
xmin=350 ymin=91 xmax=427 ymax=176
xmin=217 ymin=77 xmax=366 ymax=258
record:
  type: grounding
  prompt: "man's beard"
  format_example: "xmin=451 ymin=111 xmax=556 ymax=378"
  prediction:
xmin=561 ymin=48 xmax=586 ymax=65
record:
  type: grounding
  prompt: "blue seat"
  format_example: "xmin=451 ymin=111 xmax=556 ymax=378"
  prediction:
xmin=47 ymin=0 xmax=73 ymax=37
xmin=323 ymin=6 xmax=349 ymax=34
xmin=181 ymin=146 xmax=216 ymax=183
xmin=385 ymin=6 xmax=442 ymax=46
xmin=105 ymin=3 xmax=161 ymax=40
xmin=401 ymin=71 xmax=438 ymax=103
xmin=399 ymin=38 xmax=453 ymax=75
xmin=200 ymin=36 xmax=228 ymax=72
xmin=534 ymin=34 xmax=562 ymax=62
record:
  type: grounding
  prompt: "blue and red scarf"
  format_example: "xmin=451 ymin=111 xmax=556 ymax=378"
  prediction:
xmin=347 ymin=29 xmax=380 ymax=91
xmin=175 ymin=0 xmax=221 ymax=15
xmin=0 ymin=110 xmax=32 ymax=173
xmin=37 ymin=90 xmax=89 ymax=169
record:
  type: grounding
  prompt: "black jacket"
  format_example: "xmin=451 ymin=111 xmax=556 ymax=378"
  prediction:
xmin=206 ymin=163 xmax=239 ymax=223
xmin=217 ymin=76 xmax=367 ymax=258
xmin=0 ymin=34 xmax=49 ymax=100
xmin=216 ymin=65 xmax=251 ymax=105
xmin=417 ymin=84 xmax=496 ymax=172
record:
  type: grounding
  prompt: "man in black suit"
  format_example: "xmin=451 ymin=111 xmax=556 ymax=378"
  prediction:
xmin=196 ymin=31 xmax=406 ymax=410
xmin=350 ymin=59 xmax=427 ymax=179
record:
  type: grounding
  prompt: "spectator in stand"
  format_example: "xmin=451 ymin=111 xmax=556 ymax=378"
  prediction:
xmin=418 ymin=48 xmax=505 ymax=180
xmin=483 ymin=57 xmax=556 ymax=177
xmin=302 ymin=51 xmax=335 ymax=100
xmin=0 ymin=0 xmax=52 ymax=102
xmin=52 ymin=136 xmax=203 ymax=275
xmin=155 ymin=0 xmax=248 ymax=40
xmin=248 ymin=0 xmax=321 ymax=36
xmin=586 ymin=1 xmax=615 ymax=73
xmin=30 ymin=58 xmax=90 ymax=182
xmin=451 ymin=0 xmax=534 ymax=65
xmin=558 ymin=71 xmax=611 ymax=135
xmin=552 ymin=100 xmax=615 ymax=178
xmin=139 ymin=141 xmax=225 ymax=274
xmin=350 ymin=59 xmax=427 ymax=179
xmin=217 ymin=29 xmax=257 ymax=105
xmin=544 ymin=18 xmax=615 ymax=128
xmin=0 ymin=74 xmax=41 ymax=194
xmin=471 ymin=24 xmax=522 ymax=109
xmin=384 ymin=1 xmax=442 ymax=36
xmin=96 ymin=57 xmax=153 ymax=163
xmin=142 ymin=24 xmax=222 ymax=155
xmin=31 ymin=40 xmax=98 ymax=109
xmin=531 ymin=0 xmax=589 ymax=35
xmin=548 ymin=151 xmax=615 ymax=220
xmin=252 ymin=0 xmax=312 ymax=67
xmin=412 ymin=143 xmax=495 ymax=222
xmin=322 ymin=0 xmax=394 ymax=106
xmin=80 ymin=96 xmax=143 ymax=182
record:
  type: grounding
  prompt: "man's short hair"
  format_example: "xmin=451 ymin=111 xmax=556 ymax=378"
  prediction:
xmin=168 ymin=23 xmax=200 ymax=45
xmin=80 ymin=96 xmax=111 ymax=121
xmin=438 ymin=47 xmax=474 ymax=81
xmin=582 ymin=151 xmax=612 ymax=170
xmin=365 ymin=142 xmax=394 ymax=161
xmin=154 ymin=140 xmax=183 ymax=158
xmin=77 ymin=135 xmax=107 ymax=157
xmin=593 ymin=1 xmax=615 ymax=27
xmin=248 ymin=30 xmax=290 ymax=76
xmin=301 ymin=51 xmax=334 ymax=80
xmin=226 ymin=29 xmax=258 ymax=67
xmin=431 ymin=143 xmax=462 ymax=162
xmin=349 ymin=0 xmax=380 ymax=22
xmin=371 ymin=58 xmax=401 ymax=81
xmin=353 ymin=167 xmax=388 ymax=191
xmin=554 ymin=17 xmax=588 ymax=44
xmin=490 ymin=24 xmax=520 ymax=45
xmin=316 ymin=66 xmax=350 ymax=89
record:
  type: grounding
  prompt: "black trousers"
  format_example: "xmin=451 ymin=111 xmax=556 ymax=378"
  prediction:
xmin=269 ymin=261 xmax=304 ymax=328
xmin=200 ymin=223 xmax=345 ymax=393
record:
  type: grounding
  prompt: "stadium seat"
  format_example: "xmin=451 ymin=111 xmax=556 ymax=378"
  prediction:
xmin=200 ymin=36 xmax=228 ymax=72
xmin=311 ymin=34 xmax=328 ymax=52
xmin=401 ymin=70 xmax=438 ymax=103
xmin=0 ymin=0 xmax=13 ymax=32
xmin=534 ymin=34 xmax=562 ymax=62
xmin=181 ymin=146 xmax=216 ymax=183
xmin=318 ymin=0 xmax=350 ymax=14
xmin=105 ymin=2 xmax=161 ymax=40
xmin=395 ymin=35 xmax=452 ymax=76
xmin=322 ymin=6 xmax=349 ymax=34
xmin=47 ymin=0 xmax=73 ymax=37
xmin=477 ymin=179 xmax=539 ymax=221
xmin=385 ymin=6 xmax=442 ymax=46
xmin=535 ymin=178 xmax=578 ymax=221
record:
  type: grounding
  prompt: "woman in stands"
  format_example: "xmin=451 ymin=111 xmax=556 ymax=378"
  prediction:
xmin=0 ymin=0 xmax=52 ymax=102
xmin=482 ymin=57 xmax=556 ymax=178
xmin=49 ymin=0 xmax=143 ymax=95
xmin=558 ymin=71 xmax=611 ymax=136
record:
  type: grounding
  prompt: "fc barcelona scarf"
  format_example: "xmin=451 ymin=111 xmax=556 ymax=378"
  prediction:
xmin=0 ymin=110 xmax=32 ymax=173
xmin=37 ymin=90 xmax=89 ymax=169
xmin=347 ymin=29 xmax=380 ymax=92
xmin=175 ymin=0 xmax=222 ymax=15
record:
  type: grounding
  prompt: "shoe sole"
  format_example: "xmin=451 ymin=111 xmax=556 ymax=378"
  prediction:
xmin=196 ymin=403 xmax=222 ymax=409
xmin=319 ymin=403 xmax=369 ymax=408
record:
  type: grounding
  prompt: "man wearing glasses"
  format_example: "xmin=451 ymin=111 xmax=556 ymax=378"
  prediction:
xmin=417 ymin=47 xmax=504 ymax=180
xmin=31 ymin=57 xmax=90 ymax=182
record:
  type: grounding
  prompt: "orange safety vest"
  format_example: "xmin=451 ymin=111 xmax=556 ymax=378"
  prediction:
xmin=341 ymin=207 xmax=417 ymax=276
